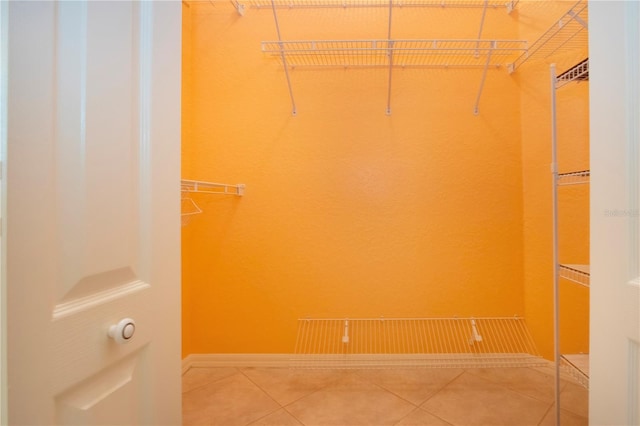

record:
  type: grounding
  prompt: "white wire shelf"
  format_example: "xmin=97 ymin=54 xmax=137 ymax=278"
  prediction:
xmin=238 ymin=0 xmax=518 ymax=10
xmin=180 ymin=179 xmax=245 ymax=226
xmin=509 ymin=0 xmax=587 ymax=73
xmin=557 ymin=170 xmax=590 ymax=186
xmin=181 ymin=179 xmax=246 ymax=196
xmin=559 ymin=264 xmax=590 ymax=287
xmin=262 ymin=39 xmax=526 ymax=68
xmin=262 ymin=39 xmax=527 ymax=69
xmin=561 ymin=353 xmax=589 ymax=389
xmin=556 ymin=58 xmax=588 ymax=89
xmin=292 ymin=316 xmax=545 ymax=369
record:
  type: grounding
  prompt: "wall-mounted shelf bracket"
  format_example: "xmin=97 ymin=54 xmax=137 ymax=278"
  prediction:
xmin=505 ymin=0 xmax=518 ymax=15
xmin=230 ymin=0 xmax=247 ymax=15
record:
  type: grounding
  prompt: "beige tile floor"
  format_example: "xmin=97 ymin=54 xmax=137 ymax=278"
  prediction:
xmin=182 ymin=365 xmax=588 ymax=426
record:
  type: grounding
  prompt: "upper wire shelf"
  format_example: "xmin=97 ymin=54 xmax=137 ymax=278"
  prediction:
xmin=508 ymin=0 xmax=587 ymax=73
xmin=180 ymin=179 xmax=245 ymax=226
xmin=181 ymin=179 xmax=246 ymax=196
xmin=234 ymin=0 xmax=518 ymax=10
xmin=557 ymin=169 xmax=590 ymax=186
xmin=556 ymin=58 xmax=588 ymax=89
xmin=262 ymin=39 xmax=527 ymax=69
xmin=559 ymin=264 xmax=590 ymax=287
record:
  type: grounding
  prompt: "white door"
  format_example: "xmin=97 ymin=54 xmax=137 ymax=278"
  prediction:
xmin=590 ymin=1 xmax=640 ymax=425
xmin=5 ymin=1 xmax=182 ymax=424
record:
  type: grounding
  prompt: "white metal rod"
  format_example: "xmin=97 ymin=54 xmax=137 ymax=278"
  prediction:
xmin=385 ymin=0 xmax=393 ymax=115
xmin=550 ymin=63 xmax=561 ymax=426
xmin=270 ymin=0 xmax=297 ymax=116
xmin=248 ymin=0 xmax=515 ymax=9
xmin=475 ymin=0 xmax=489 ymax=55
xmin=473 ymin=46 xmax=493 ymax=115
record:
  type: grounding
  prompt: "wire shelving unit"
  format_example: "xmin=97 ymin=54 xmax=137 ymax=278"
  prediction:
xmin=550 ymin=53 xmax=590 ymax=423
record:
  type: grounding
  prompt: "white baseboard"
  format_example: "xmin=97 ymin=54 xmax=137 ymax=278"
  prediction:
xmin=181 ymin=352 xmax=550 ymax=374
xmin=182 ymin=353 xmax=293 ymax=373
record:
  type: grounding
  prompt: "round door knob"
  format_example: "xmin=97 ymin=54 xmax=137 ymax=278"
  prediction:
xmin=108 ymin=318 xmax=136 ymax=344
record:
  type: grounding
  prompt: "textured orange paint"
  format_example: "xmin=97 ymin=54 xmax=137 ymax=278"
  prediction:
xmin=181 ymin=1 xmax=588 ymax=358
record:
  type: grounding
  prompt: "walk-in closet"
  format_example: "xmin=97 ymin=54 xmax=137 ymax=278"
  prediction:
xmin=179 ymin=1 xmax=632 ymax=425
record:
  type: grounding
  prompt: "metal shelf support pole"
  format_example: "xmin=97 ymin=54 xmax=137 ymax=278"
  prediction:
xmin=550 ymin=63 xmax=561 ymax=426
xmin=270 ymin=0 xmax=297 ymax=116
xmin=475 ymin=0 xmax=488 ymax=56
xmin=473 ymin=43 xmax=493 ymax=115
xmin=385 ymin=0 xmax=393 ymax=115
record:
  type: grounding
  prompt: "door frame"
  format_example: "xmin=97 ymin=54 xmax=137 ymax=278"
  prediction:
xmin=1 ymin=0 xmax=8 ymax=423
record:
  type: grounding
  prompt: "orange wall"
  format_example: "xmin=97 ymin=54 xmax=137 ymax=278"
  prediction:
xmin=517 ymin=1 xmax=590 ymax=359
xmin=180 ymin=1 xmax=587 ymax=358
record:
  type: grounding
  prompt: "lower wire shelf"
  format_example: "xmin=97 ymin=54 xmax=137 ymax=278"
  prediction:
xmin=292 ymin=316 xmax=547 ymax=369
xmin=561 ymin=353 xmax=589 ymax=389
xmin=559 ymin=264 xmax=590 ymax=287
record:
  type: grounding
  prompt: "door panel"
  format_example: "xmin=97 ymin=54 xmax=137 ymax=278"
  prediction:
xmin=6 ymin=1 xmax=181 ymax=424
xmin=590 ymin=1 xmax=640 ymax=424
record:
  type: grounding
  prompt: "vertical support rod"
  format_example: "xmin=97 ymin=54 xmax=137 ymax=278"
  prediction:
xmin=385 ymin=0 xmax=393 ymax=116
xmin=473 ymin=44 xmax=493 ymax=115
xmin=475 ymin=0 xmax=488 ymax=56
xmin=550 ymin=63 xmax=561 ymax=426
xmin=270 ymin=0 xmax=297 ymax=116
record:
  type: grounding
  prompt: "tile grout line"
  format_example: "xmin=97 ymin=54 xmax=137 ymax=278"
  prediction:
xmin=392 ymin=406 xmax=454 ymax=426
xmin=181 ymin=367 xmax=243 ymax=395
xmin=417 ymin=368 xmax=467 ymax=408
xmin=463 ymin=368 xmax=558 ymax=406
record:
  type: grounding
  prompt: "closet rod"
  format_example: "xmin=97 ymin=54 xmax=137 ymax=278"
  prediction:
xmin=181 ymin=179 xmax=246 ymax=196
xmin=235 ymin=0 xmax=518 ymax=10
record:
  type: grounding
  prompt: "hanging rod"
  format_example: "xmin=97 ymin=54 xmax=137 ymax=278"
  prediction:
xmin=226 ymin=0 xmax=518 ymax=10
xmin=262 ymin=39 xmax=527 ymax=69
xmin=508 ymin=0 xmax=587 ymax=73
xmin=181 ymin=179 xmax=246 ymax=196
